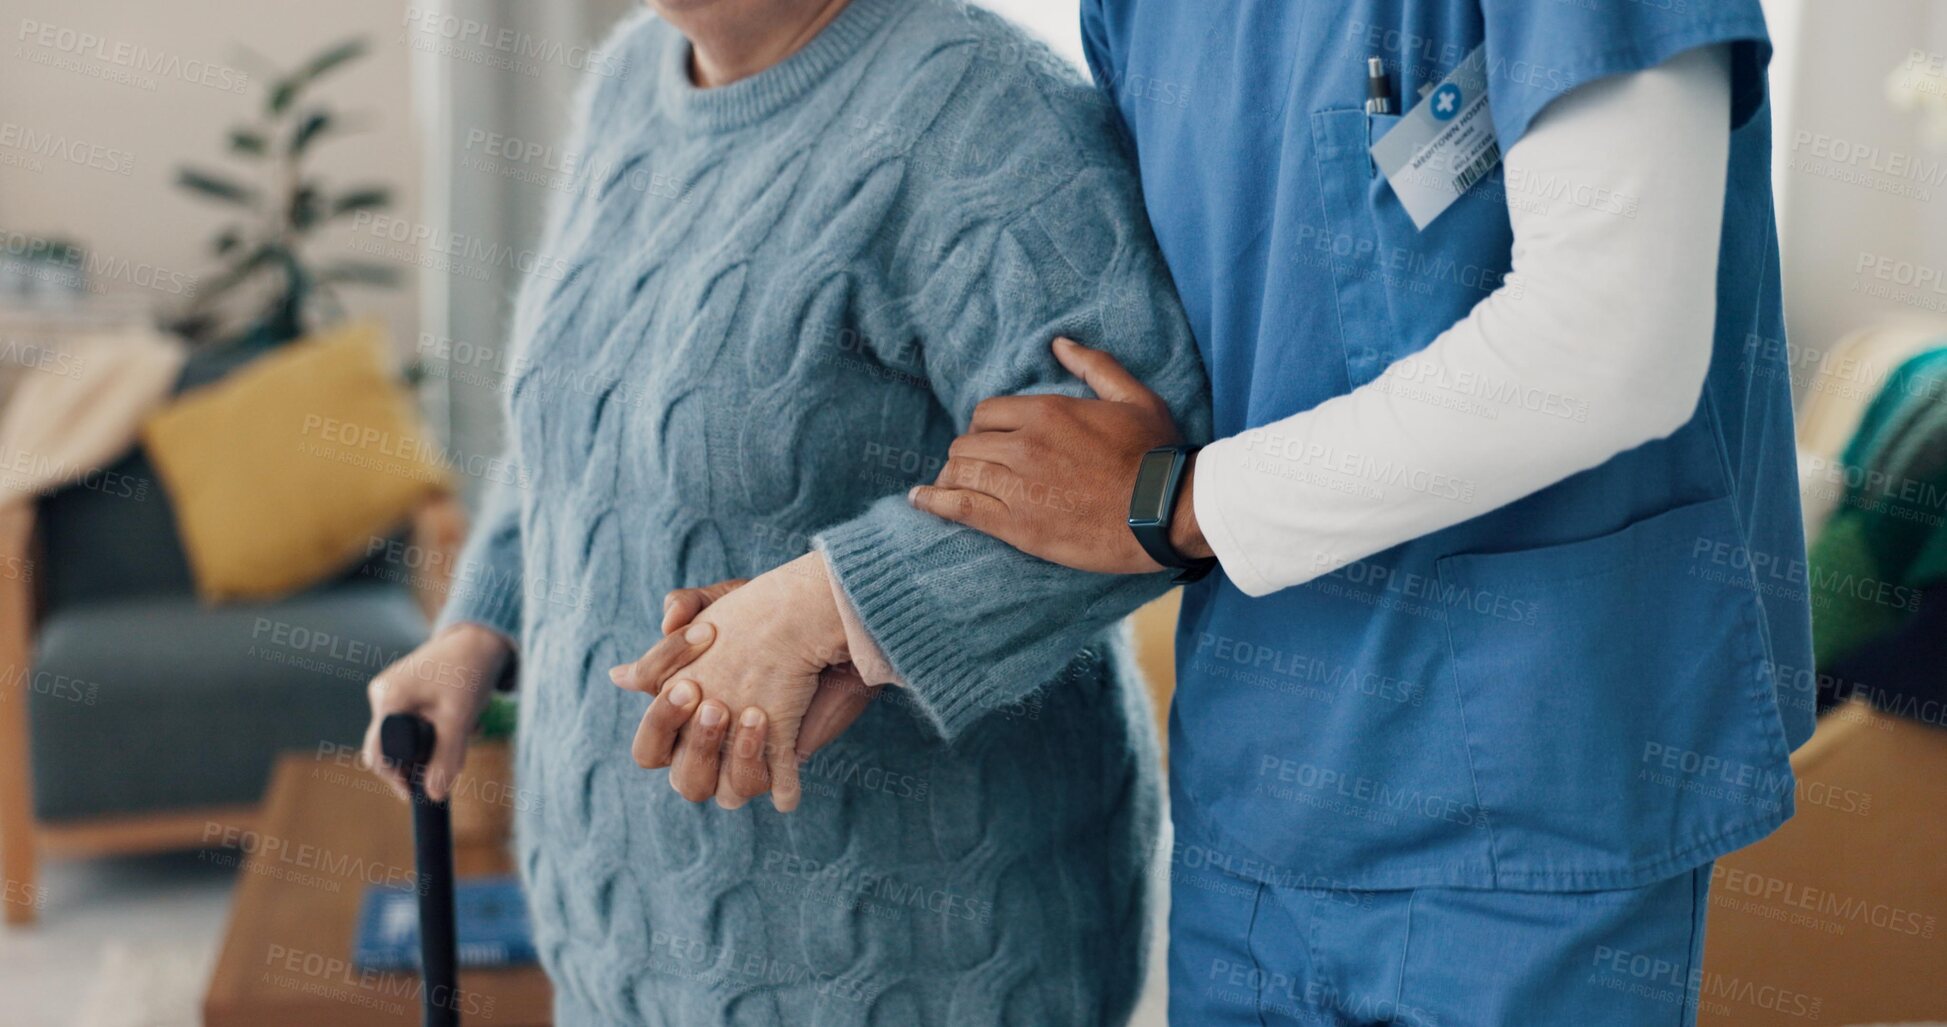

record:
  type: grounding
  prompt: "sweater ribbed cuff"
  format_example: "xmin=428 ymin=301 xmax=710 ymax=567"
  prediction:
xmin=819 ymin=546 xmax=905 ymax=688
xmin=816 ymin=516 xmax=1000 ymax=740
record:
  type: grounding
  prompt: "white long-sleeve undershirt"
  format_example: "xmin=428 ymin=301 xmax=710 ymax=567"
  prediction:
xmin=1194 ymin=45 xmax=1732 ymax=597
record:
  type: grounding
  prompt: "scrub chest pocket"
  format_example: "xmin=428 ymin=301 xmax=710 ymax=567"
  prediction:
xmin=1307 ymin=107 xmax=1516 ymax=389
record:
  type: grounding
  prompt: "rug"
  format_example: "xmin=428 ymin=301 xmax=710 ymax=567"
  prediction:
xmin=74 ymin=940 xmax=214 ymax=1027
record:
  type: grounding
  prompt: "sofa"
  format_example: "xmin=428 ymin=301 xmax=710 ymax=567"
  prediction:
xmin=0 ymin=346 xmax=463 ymax=924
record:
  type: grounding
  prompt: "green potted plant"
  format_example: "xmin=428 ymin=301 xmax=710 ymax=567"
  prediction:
xmin=477 ymin=692 xmax=518 ymax=744
xmin=170 ymin=37 xmax=399 ymax=350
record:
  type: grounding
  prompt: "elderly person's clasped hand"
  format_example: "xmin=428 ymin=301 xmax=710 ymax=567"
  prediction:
xmin=608 ymin=552 xmax=883 ymax=811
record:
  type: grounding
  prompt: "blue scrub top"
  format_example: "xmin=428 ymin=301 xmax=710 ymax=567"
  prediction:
xmin=1083 ymin=0 xmax=1815 ymax=890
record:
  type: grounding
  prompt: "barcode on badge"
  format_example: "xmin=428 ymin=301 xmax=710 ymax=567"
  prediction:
xmin=1452 ymin=142 xmax=1501 ymax=196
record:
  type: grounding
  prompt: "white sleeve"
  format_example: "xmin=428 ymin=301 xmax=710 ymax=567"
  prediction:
xmin=1193 ymin=44 xmax=1732 ymax=598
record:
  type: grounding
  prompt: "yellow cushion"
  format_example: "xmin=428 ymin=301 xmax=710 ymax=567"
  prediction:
xmin=141 ymin=323 xmax=451 ymax=603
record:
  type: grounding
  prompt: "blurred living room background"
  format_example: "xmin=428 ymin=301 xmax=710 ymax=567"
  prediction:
xmin=1 ymin=1 xmax=1945 ymax=1025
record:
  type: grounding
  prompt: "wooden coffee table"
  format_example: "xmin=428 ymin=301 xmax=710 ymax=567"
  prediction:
xmin=203 ymin=752 xmax=551 ymax=1026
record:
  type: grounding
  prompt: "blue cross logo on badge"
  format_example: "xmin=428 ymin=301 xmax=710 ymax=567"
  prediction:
xmin=1430 ymin=82 xmax=1463 ymax=121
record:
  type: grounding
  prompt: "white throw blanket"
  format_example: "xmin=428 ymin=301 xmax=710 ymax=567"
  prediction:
xmin=0 ymin=324 xmax=185 ymax=511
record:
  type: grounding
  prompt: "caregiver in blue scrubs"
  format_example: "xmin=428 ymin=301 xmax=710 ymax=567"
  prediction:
xmin=912 ymin=1 xmax=1815 ymax=1022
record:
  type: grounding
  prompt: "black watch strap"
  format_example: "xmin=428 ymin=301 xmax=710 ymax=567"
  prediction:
xmin=1128 ymin=446 xmax=1217 ymax=583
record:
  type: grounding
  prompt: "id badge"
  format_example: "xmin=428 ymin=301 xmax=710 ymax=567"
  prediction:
xmin=1369 ymin=43 xmax=1502 ymax=230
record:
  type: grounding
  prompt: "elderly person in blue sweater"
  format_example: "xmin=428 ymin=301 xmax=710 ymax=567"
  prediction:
xmin=362 ymin=0 xmax=1208 ymax=1023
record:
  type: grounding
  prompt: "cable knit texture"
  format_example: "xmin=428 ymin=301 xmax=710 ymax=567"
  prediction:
xmin=437 ymin=1 xmax=1211 ymax=1023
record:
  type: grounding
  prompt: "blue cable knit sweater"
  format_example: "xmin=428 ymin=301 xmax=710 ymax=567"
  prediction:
xmin=440 ymin=2 xmax=1211 ymax=1023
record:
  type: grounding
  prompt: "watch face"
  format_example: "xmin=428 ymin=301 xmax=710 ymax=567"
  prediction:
xmin=1130 ymin=449 xmax=1175 ymax=523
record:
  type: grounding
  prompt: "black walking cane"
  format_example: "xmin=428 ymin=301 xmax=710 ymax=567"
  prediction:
xmin=380 ymin=713 xmax=461 ymax=1027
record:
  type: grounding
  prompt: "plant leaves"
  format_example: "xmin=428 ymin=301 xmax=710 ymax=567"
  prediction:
xmin=176 ymin=167 xmax=259 ymax=206
xmin=268 ymin=37 xmax=367 ymax=115
xmin=267 ymin=79 xmax=297 ymax=117
xmin=168 ymin=311 xmax=220 ymax=344
xmin=319 ymin=260 xmax=402 ymax=287
xmin=477 ymin=693 xmax=518 ymax=740
xmin=291 ymin=184 xmax=324 ymax=232
xmin=289 ymin=110 xmax=332 ymax=155
xmin=329 ymin=186 xmax=391 ymax=218
xmin=301 ymin=38 xmax=368 ymax=83
xmin=228 ymin=128 xmax=267 ymax=157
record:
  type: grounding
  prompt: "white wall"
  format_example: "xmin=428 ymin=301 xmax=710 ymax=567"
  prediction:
xmin=1770 ymin=0 xmax=1947 ymax=372
xmin=0 ymin=0 xmax=422 ymax=349
xmin=976 ymin=0 xmax=1083 ymax=69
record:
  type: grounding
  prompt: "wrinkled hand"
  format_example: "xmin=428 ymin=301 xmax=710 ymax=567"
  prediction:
xmin=908 ymin=336 xmax=1185 ymax=573
xmin=610 ymin=553 xmax=882 ymax=811
xmin=665 ymin=584 xmax=887 ymax=760
xmin=360 ymin=622 xmax=512 ymax=802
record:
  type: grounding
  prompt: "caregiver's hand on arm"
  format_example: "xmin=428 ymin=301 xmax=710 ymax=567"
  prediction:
xmin=807 ymin=149 xmax=1213 ymax=740
xmin=910 ymin=336 xmax=1207 ymax=573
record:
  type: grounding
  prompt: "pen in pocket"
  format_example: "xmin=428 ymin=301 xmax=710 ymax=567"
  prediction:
xmin=1364 ymin=57 xmax=1393 ymax=115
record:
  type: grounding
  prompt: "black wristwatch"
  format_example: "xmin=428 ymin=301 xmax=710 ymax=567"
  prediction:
xmin=1128 ymin=445 xmax=1217 ymax=583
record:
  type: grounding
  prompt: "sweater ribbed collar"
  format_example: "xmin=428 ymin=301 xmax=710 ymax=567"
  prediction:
xmin=655 ymin=0 xmax=901 ymax=134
